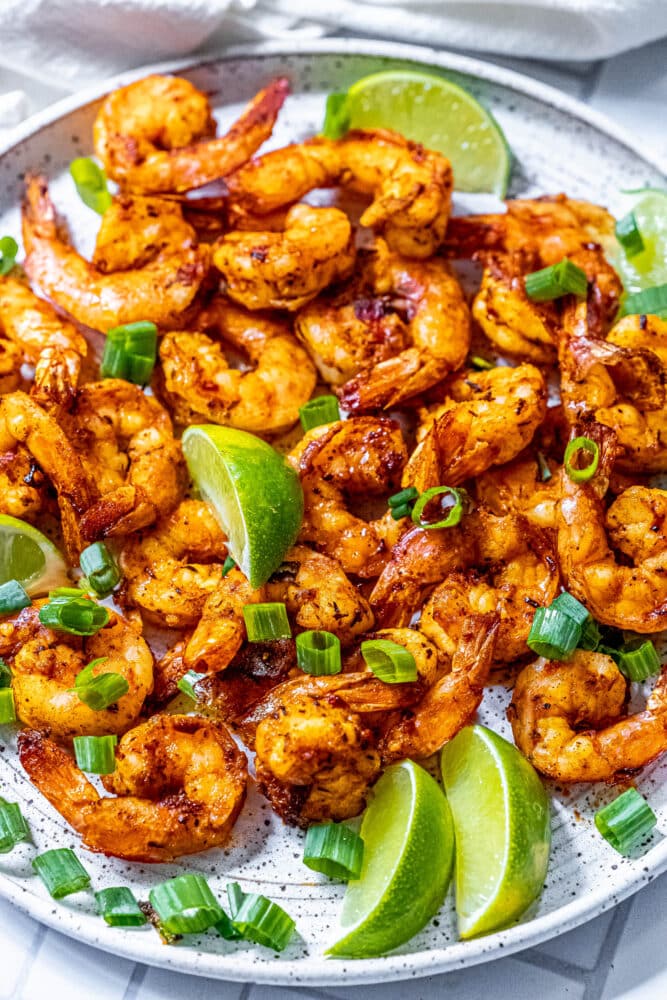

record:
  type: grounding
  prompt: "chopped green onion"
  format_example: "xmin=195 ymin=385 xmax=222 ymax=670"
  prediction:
xmin=614 ymin=640 xmax=661 ymax=682
xmin=243 ymin=602 xmax=291 ymax=642
xmin=95 ymin=886 xmax=147 ymax=927
xmin=579 ymin=617 xmax=602 ymax=651
xmin=222 ymin=555 xmax=236 ymax=577
xmin=550 ymin=592 xmax=600 ymax=651
xmin=525 ymin=258 xmax=588 ymax=301
xmin=0 ymin=236 xmax=18 ymax=276
xmin=231 ymin=892 xmax=296 ymax=951
xmin=74 ymin=671 xmax=129 ymax=711
xmin=296 ymin=630 xmax=341 ymax=676
xmin=619 ymin=283 xmax=667 ymax=319
xmin=303 ymin=822 xmax=364 ymax=880
xmin=388 ymin=486 xmax=419 ymax=522
xmin=74 ymin=657 xmax=108 ymax=687
xmin=564 ymin=436 xmax=599 ymax=483
xmin=32 ymin=848 xmax=91 ymax=898
xmin=361 ymin=638 xmax=417 ymax=683
xmin=79 ymin=542 xmax=120 ymax=597
xmin=616 ymin=211 xmax=645 ymax=258
xmin=0 ymin=580 xmax=31 ymax=615
xmin=527 ymin=605 xmax=581 ymax=660
xmin=390 ymin=502 xmax=412 ymax=520
xmin=595 ymin=788 xmax=657 ymax=855
xmin=411 ymin=486 xmax=464 ymax=529
xmin=321 ymin=91 xmax=350 ymax=140
xmin=69 ymin=157 xmax=112 ymax=215
xmin=470 ymin=355 xmax=494 ymax=370
xmin=214 ymin=908 xmax=242 ymax=940
xmin=49 ymin=586 xmax=88 ymax=599
xmin=39 ymin=596 xmax=109 ymax=635
xmin=177 ymin=669 xmax=203 ymax=700
xmin=0 ymin=688 xmax=16 ymax=724
xmin=226 ymin=881 xmax=245 ymax=917
xmin=0 ymin=659 xmax=11 ymax=688
xmin=299 ymin=395 xmax=341 ymax=432
xmin=537 ymin=451 xmax=552 ymax=482
xmin=0 ymin=798 xmax=30 ymax=853
xmin=101 ymin=321 xmax=157 ymax=385
xmin=73 ymin=734 xmax=118 ymax=774
xmin=149 ymin=874 xmax=223 ymax=935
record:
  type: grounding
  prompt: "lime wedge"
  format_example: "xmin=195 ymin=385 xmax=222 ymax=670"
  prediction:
xmin=609 ymin=188 xmax=667 ymax=295
xmin=441 ymin=724 xmax=551 ymax=939
xmin=327 ymin=759 xmax=454 ymax=958
xmin=181 ymin=425 xmax=303 ymax=588
xmin=0 ymin=515 xmax=69 ymax=595
xmin=325 ymin=69 xmax=511 ymax=196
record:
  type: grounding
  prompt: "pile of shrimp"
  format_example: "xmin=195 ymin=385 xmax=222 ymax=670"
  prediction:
xmin=1 ymin=70 xmax=665 ymax=862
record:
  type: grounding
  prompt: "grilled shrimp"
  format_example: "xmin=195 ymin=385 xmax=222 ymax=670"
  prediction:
xmin=22 ymin=175 xmax=209 ymax=330
xmin=475 ymin=451 xmax=560 ymax=531
xmin=289 ymin=417 xmax=408 ymax=578
xmin=226 ymin=129 xmax=453 ymax=257
xmin=92 ymin=194 xmax=200 ymax=271
xmin=18 ymin=715 xmax=247 ymax=861
xmin=94 ymin=74 xmax=288 ymax=194
xmin=380 ymin=614 xmax=499 ymax=761
xmin=509 ymin=651 xmax=667 ymax=782
xmin=213 ymin=205 xmax=355 ymax=312
xmin=406 ymin=364 xmax=547 ymax=490
xmin=159 ymin=298 xmax=316 ymax=435
xmin=296 ymin=239 xmax=470 ymax=411
xmin=0 ymin=447 xmax=54 ymax=522
xmin=60 ymin=380 xmax=186 ymax=541
xmin=0 ymin=604 xmax=153 ymax=740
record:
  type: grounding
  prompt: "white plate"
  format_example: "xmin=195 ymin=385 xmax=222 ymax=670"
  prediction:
xmin=0 ymin=38 xmax=666 ymax=988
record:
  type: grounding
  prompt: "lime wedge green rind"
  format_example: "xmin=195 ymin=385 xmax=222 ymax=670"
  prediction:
xmin=609 ymin=188 xmax=667 ymax=297
xmin=441 ymin=725 xmax=551 ymax=939
xmin=327 ymin=759 xmax=455 ymax=958
xmin=181 ymin=425 xmax=303 ymax=589
xmin=0 ymin=514 xmax=69 ymax=596
xmin=334 ymin=69 xmax=511 ymax=196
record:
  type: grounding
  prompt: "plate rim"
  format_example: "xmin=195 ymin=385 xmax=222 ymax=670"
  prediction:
xmin=0 ymin=36 xmax=666 ymax=986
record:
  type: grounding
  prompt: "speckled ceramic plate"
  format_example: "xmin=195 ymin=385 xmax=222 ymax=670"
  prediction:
xmin=0 ymin=38 xmax=666 ymax=988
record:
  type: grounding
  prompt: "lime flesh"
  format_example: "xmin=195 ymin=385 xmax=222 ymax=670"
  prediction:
xmin=0 ymin=515 xmax=69 ymax=595
xmin=181 ymin=425 xmax=303 ymax=588
xmin=610 ymin=188 xmax=667 ymax=295
xmin=340 ymin=69 xmax=511 ymax=196
xmin=441 ymin=725 xmax=551 ymax=939
xmin=327 ymin=759 xmax=455 ymax=958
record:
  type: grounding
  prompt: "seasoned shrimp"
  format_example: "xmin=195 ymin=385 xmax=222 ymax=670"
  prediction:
xmin=0 ymin=446 xmax=54 ymax=522
xmin=92 ymin=194 xmax=201 ymax=272
xmin=159 ymin=298 xmax=316 ymax=435
xmin=94 ymin=74 xmax=289 ymax=194
xmin=296 ymin=239 xmax=470 ymax=411
xmin=475 ymin=451 xmax=560 ymax=531
xmin=289 ymin=417 xmax=408 ymax=578
xmin=19 ymin=715 xmax=247 ymax=861
xmin=406 ymin=364 xmax=547 ymax=490
xmin=59 ymin=380 xmax=186 ymax=541
xmin=213 ymin=204 xmax=355 ymax=312
xmin=380 ymin=614 xmax=499 ymax=761
xmin=0 ymin=274 xmax=87 ymax=370
xmin=22 ymin=175 xmax=210 ymax=330
xmin=0 ymin=604 xmax=153 ymax=740
xmin=226 ymin=129 xmax=453 ymax=257
xmin=509 ymin=651 xmax=667 ymax=781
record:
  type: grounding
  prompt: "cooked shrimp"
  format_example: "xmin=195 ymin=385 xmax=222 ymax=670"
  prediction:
xmin=94 ymin=74 xmax=289 ymax=194
xmin=159 ymin=298 xmax=316 ymax=435
xmin=0 ymin=340 xmax=22 ymax=395
xmin=92 ymin=194 xmax=201 ymax=271
xmin=475 ymin=451 xmax=560 ymax=530
xmin=22 ymin=175 xmax=210 ymax=330
xmin=0 ymin=604 xmax=153 ymax=740
xmin=508 ymin=651 xmax=667 ymax=781
xmin=297 ymin=240 xmax=470 ymax=411
xmin=288 ymin=417 xmax=408 ymax=578
xmin=0 ymin=446 xmax=54 ymax=522
xmin=18 ymin=715 xmax=247 ymax=861
xmin=213 ymin=204 xmax=355 ymax=312
xmin=0 ymin=274 xmax=87 ymax=367
xmin=380 ymin=613 xmax=499 ymax=761
xmin=226 ymin=129 xmax=453 ymax=257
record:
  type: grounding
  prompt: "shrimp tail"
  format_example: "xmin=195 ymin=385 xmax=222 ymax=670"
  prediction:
xmin=18 ymin=729 xmax=100 ymax=820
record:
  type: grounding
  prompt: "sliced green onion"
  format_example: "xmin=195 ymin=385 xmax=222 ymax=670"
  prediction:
xmin=616 ymin=211 xmax=645 ymax=258
xmin=537 ymin=451 xmax=552 ymax=482
xmin=614 ymin=640 xmax=661 ymax=682
xmin=69 ymin=157 xmax=112 ymax=215
xmin=388 ymin=486 xmax=419 ymax=520
xmin=214 ymin=908 xmax=242 ymax=940
xmin=243 ymin=602 xmax=291 ymax=642
xmin=564 ymin=436 xmax=599 ymax=483
xmin=470 ymin=355 xmax=494 ymax=370
xmin=226 ymin=881 xmax=245 ymax=917
xmin=0 ymin=580 xmax=31 ymax=615
xmin=32 ymin=848 xmax=91 ymax=898
xmin=0 ymin=797 xmax=30 ymax=853
xmin=595 ymin=788 xmax=657 ymax=855
xmin=390 ymin=502 xmax=412 ymax=520
xmin=74 ymin=672 xmax=129 ymax=711
xmin=79 ymin=542 xmax=120 ymax=597
xmin=231 ymin=892 xmax=296 ymax=952
xmin=101 ymin=321 xmax=158 ymax=385
xmin=525 ymin=258 xmax=588 ymax=301
xmin=579 ymin=617 xmax=602 ymax=651
xmin=0 ymin=236 xmax=18 ymax=276
xmin=361 ymin=638 xmax=417 ymax=684
xmin=411 ymin=486 xmax=464 ymax=529
xmin=0 ymin=659 xmax=11 ymax=688
xmin=303 ymin=822 xmax=364 ymax=880
xmin=0 ymin=688 xmax=16 ymax=724
xmin=299 ymin=395 xmax=341 ymax=432
xmin=177 ymin=669 xmax=203 ymax=701
xmin=550 ymin=592 xmax=600 ymax=651
xmin=619 ymin=283 xmax=667 ymax=319
xmin=527 ymin=606 xmax=581 ymax=660
xmin=321 ymin=91 xmax=350 ymax=140
xmin=222 ymin=555 xmax=236 ymax=577
xmin=95 ymin=886 xmax=147 ymax=927
xmin=296 ymin=630 xmax=341 ymax=676
xmin=149 ymin=874 xmax=223 ymax=935
xmin=74 ymin=657 xmax=108 ymax=687
xmin=39 ymin=596 xmax=109 ymax=635
xmin=73 ymin=734 xmax=118 ymax=774
xmin=49 ymin=586 xmax=88 ymax=599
